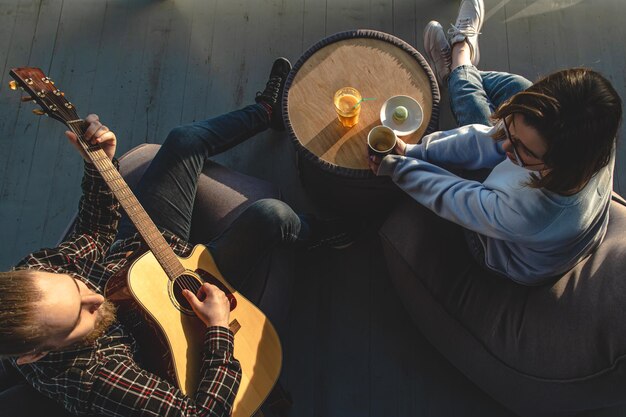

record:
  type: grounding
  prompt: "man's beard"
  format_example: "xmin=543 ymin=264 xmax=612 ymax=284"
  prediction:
xmin=81 ymin=300 xmax=117 ymax=345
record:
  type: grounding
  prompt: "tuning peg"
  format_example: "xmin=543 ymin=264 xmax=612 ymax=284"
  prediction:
xmin=21 ymin=96 xmax=35 ymax=102
xmin=32 ymin=109 xmax=46 ymax=116
xmin=9 ymin=80 xmax=17 ymax=90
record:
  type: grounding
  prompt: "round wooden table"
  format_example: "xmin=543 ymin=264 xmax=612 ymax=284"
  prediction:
xmin=284 ymin=30 xmax=440 ymax=214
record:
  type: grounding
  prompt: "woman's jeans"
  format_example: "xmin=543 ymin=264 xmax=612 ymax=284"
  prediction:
xmin=115 ymin=103 xmax=309 ymax=297
xmin=447 ymin=65 xmax=532 ymax=266
xmin=448 ymin=65 xmax=532 ymax=127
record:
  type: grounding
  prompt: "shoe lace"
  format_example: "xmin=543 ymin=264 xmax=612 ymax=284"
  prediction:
xmin=256 ymin=76 xmax=282 ymax=102
xmin=447 ymin=19 xmax=480 ymax=38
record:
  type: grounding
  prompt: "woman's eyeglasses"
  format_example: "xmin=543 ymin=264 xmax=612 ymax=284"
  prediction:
xmin=502 ymin=117 xmax=544 ymax=168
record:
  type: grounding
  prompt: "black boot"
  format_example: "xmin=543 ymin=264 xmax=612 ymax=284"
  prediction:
xmin=255 ymin=57 xmax=292 ymax=131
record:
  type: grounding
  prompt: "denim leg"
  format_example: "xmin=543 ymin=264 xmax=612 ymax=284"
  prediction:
xmin=116 ymin=104 xmax=270 ymax=241
xmin=207 ymin=199 xmax=309 ymax=294
xmin=448 ymin=65 xmax=493 ymax=126
xmin=448 ymin=65 xmax=533 ymax=127
xmin=480 ymin=71 xmax=532 ymax=109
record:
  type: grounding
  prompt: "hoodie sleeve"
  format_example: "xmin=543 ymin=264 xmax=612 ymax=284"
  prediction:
xmin=404 ymin=124 xmax=505 ymax=171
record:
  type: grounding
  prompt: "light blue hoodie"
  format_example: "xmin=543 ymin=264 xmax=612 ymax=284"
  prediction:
xmin=378 ymin=124 xmax=613 ymax=284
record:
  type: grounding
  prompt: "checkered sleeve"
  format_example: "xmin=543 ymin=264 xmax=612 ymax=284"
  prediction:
xmin=87 ymin=327 xmax=241 ymax=417
xmin=62 ymin=160 xmax=122 ymax=261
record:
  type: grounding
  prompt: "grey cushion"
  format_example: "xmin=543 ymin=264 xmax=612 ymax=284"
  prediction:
xmin=379 ymin=193 xmax=626 ymax=417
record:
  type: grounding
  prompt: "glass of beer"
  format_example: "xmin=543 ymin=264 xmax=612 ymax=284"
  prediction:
xmin=334 ymin=87 xmax=362 ymax=128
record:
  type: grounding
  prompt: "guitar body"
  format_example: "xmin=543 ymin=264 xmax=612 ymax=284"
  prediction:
xmin=105 ymin=244 xmax=282 ymax=417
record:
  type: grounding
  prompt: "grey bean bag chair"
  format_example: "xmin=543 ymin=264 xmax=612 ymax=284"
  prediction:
xmin=379 ymin=192 xmax=626 ymax=416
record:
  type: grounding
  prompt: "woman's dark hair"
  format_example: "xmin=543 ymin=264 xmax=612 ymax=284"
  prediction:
xmin=0 ymin=269 xmax=47 ymax=357
xmin=492 ymin=68 xmax=622 ymax=194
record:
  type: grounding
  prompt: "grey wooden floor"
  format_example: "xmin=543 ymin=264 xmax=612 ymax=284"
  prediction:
xmin=1 ymin=1 xmax=626 ymax=416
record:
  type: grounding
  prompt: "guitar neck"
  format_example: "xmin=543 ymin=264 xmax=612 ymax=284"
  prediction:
xmin=67 ymin=119 xmax=185 ymax=279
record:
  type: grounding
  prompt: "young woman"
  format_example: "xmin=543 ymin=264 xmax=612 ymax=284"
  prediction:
xmin=370 ymin=0 xmax=623 ymax=284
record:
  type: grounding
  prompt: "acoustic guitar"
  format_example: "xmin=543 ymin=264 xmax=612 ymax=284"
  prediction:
xmin=9 ymin=67 xmax=282 ymax=417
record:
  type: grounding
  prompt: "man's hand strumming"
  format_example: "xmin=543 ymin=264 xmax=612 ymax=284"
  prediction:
xmin=183 ymin=283 xmax=231 ymax=328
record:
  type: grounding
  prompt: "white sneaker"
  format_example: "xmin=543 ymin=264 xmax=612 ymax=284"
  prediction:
xmin=447 ymin=0 xmax=485 ymax=66
xmin=423 ymin=21 xmax=452 ymax=86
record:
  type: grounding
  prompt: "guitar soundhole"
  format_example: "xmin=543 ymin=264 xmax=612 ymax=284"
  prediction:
xmin=171 ymin=273 xmax=203 ymax=315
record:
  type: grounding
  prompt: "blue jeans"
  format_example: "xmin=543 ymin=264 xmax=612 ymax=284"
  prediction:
xmin=448 ymin=65 xmax=532 ymax=127
xmin=116 ymin=103 xmax=309 ymax=295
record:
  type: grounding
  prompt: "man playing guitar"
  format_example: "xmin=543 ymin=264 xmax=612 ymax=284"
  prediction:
xmin=0 ymin=58 xmax=350 ymax=417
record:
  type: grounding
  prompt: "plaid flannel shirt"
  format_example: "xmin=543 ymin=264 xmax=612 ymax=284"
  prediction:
xmin=9 ymin=162 xmax=241 ymax=417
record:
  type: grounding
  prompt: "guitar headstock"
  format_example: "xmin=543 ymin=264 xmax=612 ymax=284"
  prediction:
xmin=9 ymin=67 xmax=79 ymax=126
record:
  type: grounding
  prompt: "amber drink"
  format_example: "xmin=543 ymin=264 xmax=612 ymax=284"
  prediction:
xmin=334 ymin=87 xmax=361 ymax=128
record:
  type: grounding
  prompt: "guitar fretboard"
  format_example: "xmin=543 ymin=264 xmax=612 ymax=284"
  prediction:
xmin=68 ymin=119 xmax=185 ymax=280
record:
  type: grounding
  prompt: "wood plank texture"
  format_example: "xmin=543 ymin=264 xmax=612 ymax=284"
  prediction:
xmin=0 ymin=0 xmax=65 ymax=264
xmin=1 ymin=1 xmax=626 ymax=416
xmin=35 ymin=0 xmax=109 ymax=255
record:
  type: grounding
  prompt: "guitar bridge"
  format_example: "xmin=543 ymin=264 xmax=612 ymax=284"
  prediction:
xmin=229 ymin=319 xmax=241 ymax=335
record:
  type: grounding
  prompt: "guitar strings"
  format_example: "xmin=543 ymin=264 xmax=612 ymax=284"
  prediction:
xmin=68 ymin=121 xmax=203 ymax=298
xmin=177 ymin=274 xmax=200 ymax=292
xmin=175 ymin=275 xmax=201 ymax=296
